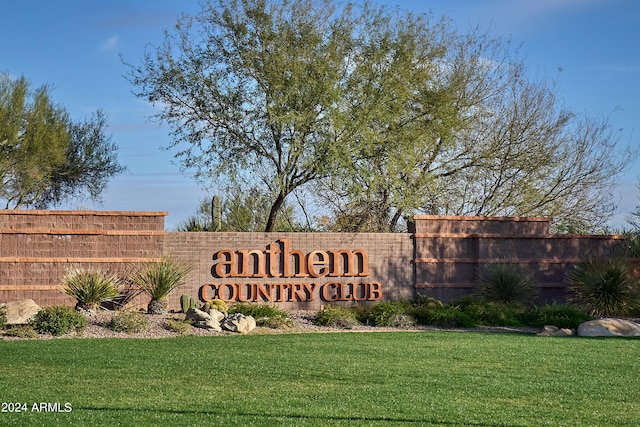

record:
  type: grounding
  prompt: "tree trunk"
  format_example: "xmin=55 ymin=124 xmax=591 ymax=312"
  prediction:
xmin=264 ymin=192 xmax=286 ymax=232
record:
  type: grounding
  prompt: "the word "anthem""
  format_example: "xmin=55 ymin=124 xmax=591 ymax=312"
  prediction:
xmin=212 ymin=238 xmax=369 ymax=278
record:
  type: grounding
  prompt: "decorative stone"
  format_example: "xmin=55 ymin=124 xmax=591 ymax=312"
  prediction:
xmin=221 ymin=313 xmax=256 ymax=334
xmin=207 ymin=308 xmax=225 ymax=322
xmin=577 ymin=318 xmax=640 ymax=337
xmin=193 ymin=318 xmax=222 ymax=332
xmin=185 ymin=307 xmax=211 ymax=322
xmin=537 ymin=325 xmax=574 ymax=337
xmin=2 ymin=299 xmax=41 ymax=325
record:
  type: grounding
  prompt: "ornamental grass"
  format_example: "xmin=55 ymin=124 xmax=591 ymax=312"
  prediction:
xmin=61 ymin=267 xmax=122 ymax=311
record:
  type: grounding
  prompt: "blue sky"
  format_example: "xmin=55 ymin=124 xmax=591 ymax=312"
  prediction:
xmin=1 ymin=0 xmax=638 ymax=230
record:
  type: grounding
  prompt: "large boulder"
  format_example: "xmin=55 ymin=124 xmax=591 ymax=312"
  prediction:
xmin=221 ymin=313 xmax=256 ymax=334
xmin=185 ymin=307 xmax=223 ymax=332
xmin=207 ymin=308 xmax=225 ymax=323
xmin=185 ymin=307 xmax=211 ymax=322
xmin=577 ymin=318 xmax=640 ymax=337
xmin=1 ymin=299 xmax=41 ymax=325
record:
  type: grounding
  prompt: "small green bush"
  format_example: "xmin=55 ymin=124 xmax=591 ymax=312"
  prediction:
xmin=413 ymin=294 xmax=444 ymax=309
xmin=454 ymin=298 xmax=524 ymax=327
xmin=478 ymin=262 xmax=536 ymax=305
xmin=567 ymin=256 xmax=640 ymax=316
xmin=520 ymin=302 xmax=592 ymax=329
xmin=229 ymin=303 xmax=292 ymax=328
xmin=110 ymin=311 xmax=148 ymax=333
xmin=415 ymin=304 xmax=478 ymax=328
xmin=0 ymin=305 xmax=6 ymax=330
xmin=165 ymin=318 xmax=192 ymax=335
xmin=4 ymin=325 xmax=38 ymax=338
xmin=61 ymin=267 xmax=122 ymax=311
xmin=315 ymin=306 xmax=360 ymax=329
xmin=31 ymin=305 xmax=88 ymax=336
xmin=368 ymin=301 xmax=414 ymax=327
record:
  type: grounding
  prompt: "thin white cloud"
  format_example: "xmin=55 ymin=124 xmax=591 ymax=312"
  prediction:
xmin=101 ymin=35 xmax=119 ymax=51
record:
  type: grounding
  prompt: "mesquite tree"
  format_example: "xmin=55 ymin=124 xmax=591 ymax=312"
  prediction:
xmin=0 ymin=74 xmax=124 ymax=209
xmin=127 ymin=0 xmax=636 ymax=232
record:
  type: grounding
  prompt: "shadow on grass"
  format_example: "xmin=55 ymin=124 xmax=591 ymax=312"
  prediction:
xmin=76 ymin=406 xmax=514 ymax=426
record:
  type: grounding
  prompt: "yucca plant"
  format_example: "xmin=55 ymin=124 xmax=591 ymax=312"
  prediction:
xmin=625 ymin=233 xmax=640 ymax=257
xmin=129 ymin=257 xmax=192 ymax=314
xmin=61 ymin=267 xmax=122 ymax=311
xmin=567 ymin=256 xmax=640 ymax=316
xmin=478 ymin=262 xmax=536 ymax=305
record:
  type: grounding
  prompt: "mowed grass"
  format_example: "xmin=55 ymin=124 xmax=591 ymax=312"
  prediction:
xmin=1 ymin=331 xmax=639 ymax=426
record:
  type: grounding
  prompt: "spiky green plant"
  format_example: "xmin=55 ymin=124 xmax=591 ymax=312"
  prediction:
xmin=478 ymin=262 xmax=536 ymax=305
xmin=625 ymin=233 xmax=640 ymax=257
xmin=567 ymin=256 xmax=640 ymax=316
xmin=61 ymin=267 xmax=122 ymax=311
xmin=129 ymin=258 xmax=192 ymax=314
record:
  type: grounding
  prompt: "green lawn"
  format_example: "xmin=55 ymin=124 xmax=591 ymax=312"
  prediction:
xmin=1 ymin=331 xmax=639 ymax=426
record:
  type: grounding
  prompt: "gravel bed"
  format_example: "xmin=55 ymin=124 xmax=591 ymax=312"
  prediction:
xmin=1 ymin=309 xmax=540 ymax=340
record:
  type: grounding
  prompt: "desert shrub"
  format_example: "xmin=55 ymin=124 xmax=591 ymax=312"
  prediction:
xmin=350 ymin=304 xmax=374 ymax=325
xmin=229 ymin=303 xmax=292 ymax=328
xmin=413 ymin=295 xmax=444 ymax=309
xmin=567 ymin=256 xmax=640 ymax=316
xmin=31 ymin=305 xmax=87 ymax=336
xmin=454 ymin=298 xmax=524 ymax=327
xmin=0 ymin=305 xmax=6 ymax=330
xmin=129 ymin=257 xmax=192 ymax=314
xmin=367 ymin=301 xmax=414 ymax=327
xmin=520 ymin=302 xmax=592 ymax=329
xmin=3 ymin=325 xmax=38 ymax=338
xmin=110 ymin=311 xmax=148 ymax=333
xmin=315 ymin=306 xmax=360 ymax=329
xmin=165 ymin=318 xmax=192 ymax=335
xmin=478 ymin=262 xmax=536 ymax=305
xmin=61 ymin=267 xmax=122 ymax=311
xmin=416 ymin=304 xmax=478 ymax=328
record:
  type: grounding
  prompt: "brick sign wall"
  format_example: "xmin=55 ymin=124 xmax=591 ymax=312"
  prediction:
xmin=0 ymin=211 xmax=629 ymax=310
xmin=165 ymin=232 xmax=414 ymax=310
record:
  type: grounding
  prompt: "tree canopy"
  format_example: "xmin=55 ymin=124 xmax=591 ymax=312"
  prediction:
xmin=0 ymin=74 xmax=125 ymax=209
xmin=128 ymin=0 xmax=636 ymax=233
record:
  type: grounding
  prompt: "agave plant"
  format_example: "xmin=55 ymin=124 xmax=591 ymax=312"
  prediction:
xmin=130 ymin=258 xmax=192 ymax=314
xmin=567 ymin=256 xmax=640 ymax=316
xmin=478 ymin=262 xmax=536 ymax=305
xmin=61 ymin=267 xmax=122 ymax=311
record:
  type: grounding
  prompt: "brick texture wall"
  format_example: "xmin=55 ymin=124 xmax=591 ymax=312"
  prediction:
xmin=0 ymin=210 xmax=166 ymax=307
xmin=413 ymin=216 xmax=626 ymax=302
xmin=0 ymin=211 xmax=629 ymax=310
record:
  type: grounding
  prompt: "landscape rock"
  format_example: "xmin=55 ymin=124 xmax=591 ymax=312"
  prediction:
xmin=185 ymin=307 xmax=211 ymax=322
xmin=193 ymin=318 xmax=222 ymax=332
xmin=207 ymin=308 xmax=225 ymax=322
xmin=221 ymin=313 xmax=256 ymax=334
xmin=577 ymin=318 xmax=640 ymax=337
xmin=537 ymin=325 xmax=574 ymax=337
xmin=2 ymin=299 xmax=41 ymax=325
